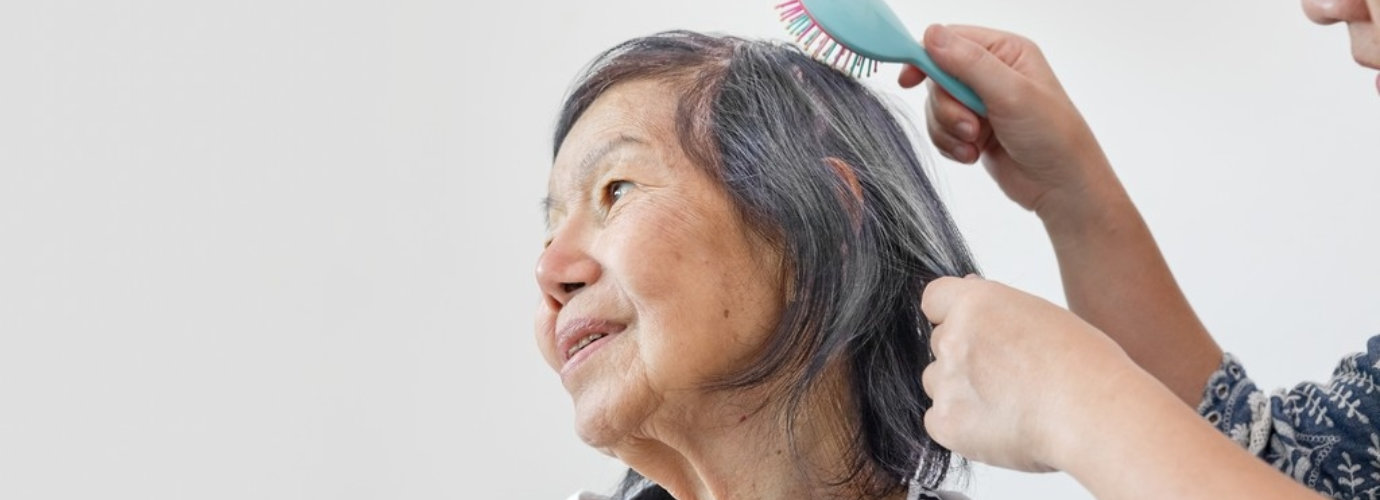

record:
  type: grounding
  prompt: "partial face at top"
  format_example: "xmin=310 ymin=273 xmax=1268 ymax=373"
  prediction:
xmin=1301 ymin=0 xmax=1380 ymax=91
xmin=535 ymin=80 xmax=785 ymax=448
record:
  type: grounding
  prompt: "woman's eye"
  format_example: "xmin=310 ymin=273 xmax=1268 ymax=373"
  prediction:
xmin=606 ymin=180 xmax=634 ymax=205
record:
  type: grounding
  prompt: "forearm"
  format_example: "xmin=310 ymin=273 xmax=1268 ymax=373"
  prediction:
xmin=1054 ymin=366 xmax=1323 ymax=500
xmin=1037 ymin=161 xmax=1221 ymax=406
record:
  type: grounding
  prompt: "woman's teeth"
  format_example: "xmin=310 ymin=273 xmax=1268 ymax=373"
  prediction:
xmin=567 ymin=333 xmax=607 ymax=358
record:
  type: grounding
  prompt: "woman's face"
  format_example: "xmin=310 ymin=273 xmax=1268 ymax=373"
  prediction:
xmin=1302 ymin=0 xmax=1380 ymax=89
xmin=536 ymin=80 xmax=784 ymax=448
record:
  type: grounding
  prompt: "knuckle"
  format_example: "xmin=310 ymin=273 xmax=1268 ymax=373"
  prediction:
xmin=933 ymin=134 xmax=964 ymax=155
xmin=938 ymin=96 xmax=971 ymax=126
xmin=922 ymin=410 xmax=941 ymax=439
xmin=922 ymin=277 xmax=955 ymax=305
xmin=927 ymin=326 xmax=947 ymax=353
xmin=1014 ymin=34 xmax=1039 ymax=51
xmin=923 ymin=406 xmax=955 ymax=444
xmin=925 ymin=98 xmax=947 ymax=129
xmin=932 ymin=325 xmax=962 ymax=355
xmin=922 ymin=275 xmax=950 ymax=297
xmin=925 ymin=116 xmax=950 ymax=142
xmin=921 ymin=365 xmax=940 ymax=393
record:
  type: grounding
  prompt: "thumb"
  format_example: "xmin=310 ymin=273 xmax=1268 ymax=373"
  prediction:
xmin=923 ymin=24 xmax=1027 ymax=109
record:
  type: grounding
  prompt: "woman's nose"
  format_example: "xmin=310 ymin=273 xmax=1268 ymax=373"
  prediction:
xmin=535 ymin=234 xmax=601 ymax=309
xmin=1302 ymin=0 xmax=1370 ymax=25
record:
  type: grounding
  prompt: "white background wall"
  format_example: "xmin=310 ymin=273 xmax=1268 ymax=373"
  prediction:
xmin=1 ymin=0 xmax=1376 ymax=499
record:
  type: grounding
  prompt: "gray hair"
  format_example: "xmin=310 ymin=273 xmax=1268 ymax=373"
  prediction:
xmin=553 ymin=31 xmax=979 ymax=498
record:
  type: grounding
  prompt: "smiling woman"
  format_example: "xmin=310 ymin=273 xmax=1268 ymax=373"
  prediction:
xmin=534 ymin=31 xmax=978 ymax=500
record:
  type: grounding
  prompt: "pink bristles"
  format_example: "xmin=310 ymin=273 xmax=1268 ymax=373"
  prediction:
xmin=775 ymin=0 xmax=880 ymax=78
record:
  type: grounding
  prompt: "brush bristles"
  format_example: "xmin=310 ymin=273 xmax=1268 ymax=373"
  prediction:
xmin=775 ymin=0 xmax=881 ymax=78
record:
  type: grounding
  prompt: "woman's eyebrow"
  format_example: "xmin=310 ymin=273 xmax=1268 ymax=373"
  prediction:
xmin=542 ymin=134 xmax=647 ymax=227
xmin=574 ymin=134 xmax=646 ymax=188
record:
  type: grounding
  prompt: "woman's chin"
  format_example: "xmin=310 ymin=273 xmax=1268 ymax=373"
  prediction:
xmin=570 ymin=389 xmax=648 ymax=450
xmin=572 ymin=407 xmax=629 ymax=449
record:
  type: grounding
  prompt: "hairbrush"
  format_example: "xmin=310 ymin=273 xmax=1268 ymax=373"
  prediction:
xmin=777 ymin=0 xmax=986 ymax=115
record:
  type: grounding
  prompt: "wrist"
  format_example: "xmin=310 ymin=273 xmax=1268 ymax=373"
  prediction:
xmin=1032 ymin=152 xmax=1128 ymax=226
xmin=1036 ymin=169 xmax=1144 ymax=250
xmin=1038 ymin=350 xmax=1155 ymax=473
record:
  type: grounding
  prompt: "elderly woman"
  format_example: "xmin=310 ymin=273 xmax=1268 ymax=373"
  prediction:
xmin=535 ymin=31 xmax=976 ymax=500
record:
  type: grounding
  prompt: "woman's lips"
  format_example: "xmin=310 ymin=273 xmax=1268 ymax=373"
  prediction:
xmin=561 ymin=330 xmax=621 ymax=376
xmin=555 ymin=317 xmax=627 ymax=372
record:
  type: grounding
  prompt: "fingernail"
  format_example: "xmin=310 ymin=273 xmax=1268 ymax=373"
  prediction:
xmin=929 ymin=25 xmax=951 ymax=49
xmin=956 ymin=121 xmax=976 ymax=141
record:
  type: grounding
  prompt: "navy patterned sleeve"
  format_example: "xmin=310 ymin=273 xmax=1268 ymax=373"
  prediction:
xmin=1196 ymin=334 xmax=1380 ymax=499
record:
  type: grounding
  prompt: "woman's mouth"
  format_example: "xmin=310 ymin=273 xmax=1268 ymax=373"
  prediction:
xmin=566 ymin=332 xmax=608 ymax=359
xmin=561 ymin=330 xmax=621 ymax=376
xmin=555 ymin=318 xmax=627 ymax=374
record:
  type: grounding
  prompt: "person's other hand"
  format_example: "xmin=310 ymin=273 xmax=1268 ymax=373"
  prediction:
xmin=900 ymin=25 xmax=1115 ymax=221
xmin=919 ymin=275 xmax=1140 ymax=472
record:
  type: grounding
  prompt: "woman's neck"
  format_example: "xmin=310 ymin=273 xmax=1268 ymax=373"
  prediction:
xmin=606 ymin=375 xmax=904 ymax=500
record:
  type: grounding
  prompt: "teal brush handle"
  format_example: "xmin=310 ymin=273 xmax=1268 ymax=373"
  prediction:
xmin=908 ymin=49 xmax=987 ymax=116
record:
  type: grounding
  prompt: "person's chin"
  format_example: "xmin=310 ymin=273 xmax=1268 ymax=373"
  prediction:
xmin=570 ymin=386 xmax=647 ymax=450
xmin=574 ymin=414 xmax=624 ymax=449
xmin=573 ymin=407 xmax=636 ymax=450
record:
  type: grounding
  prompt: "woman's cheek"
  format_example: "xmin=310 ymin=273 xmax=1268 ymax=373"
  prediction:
xmin=608 ymin=210 xmax=696 ymax=303
xmin=533 ymin=308 xmax=559 ymax=370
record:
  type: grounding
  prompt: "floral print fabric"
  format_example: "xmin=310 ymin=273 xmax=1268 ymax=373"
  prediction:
xmin=1198 ymin=335 xmax=1380 ymax=499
